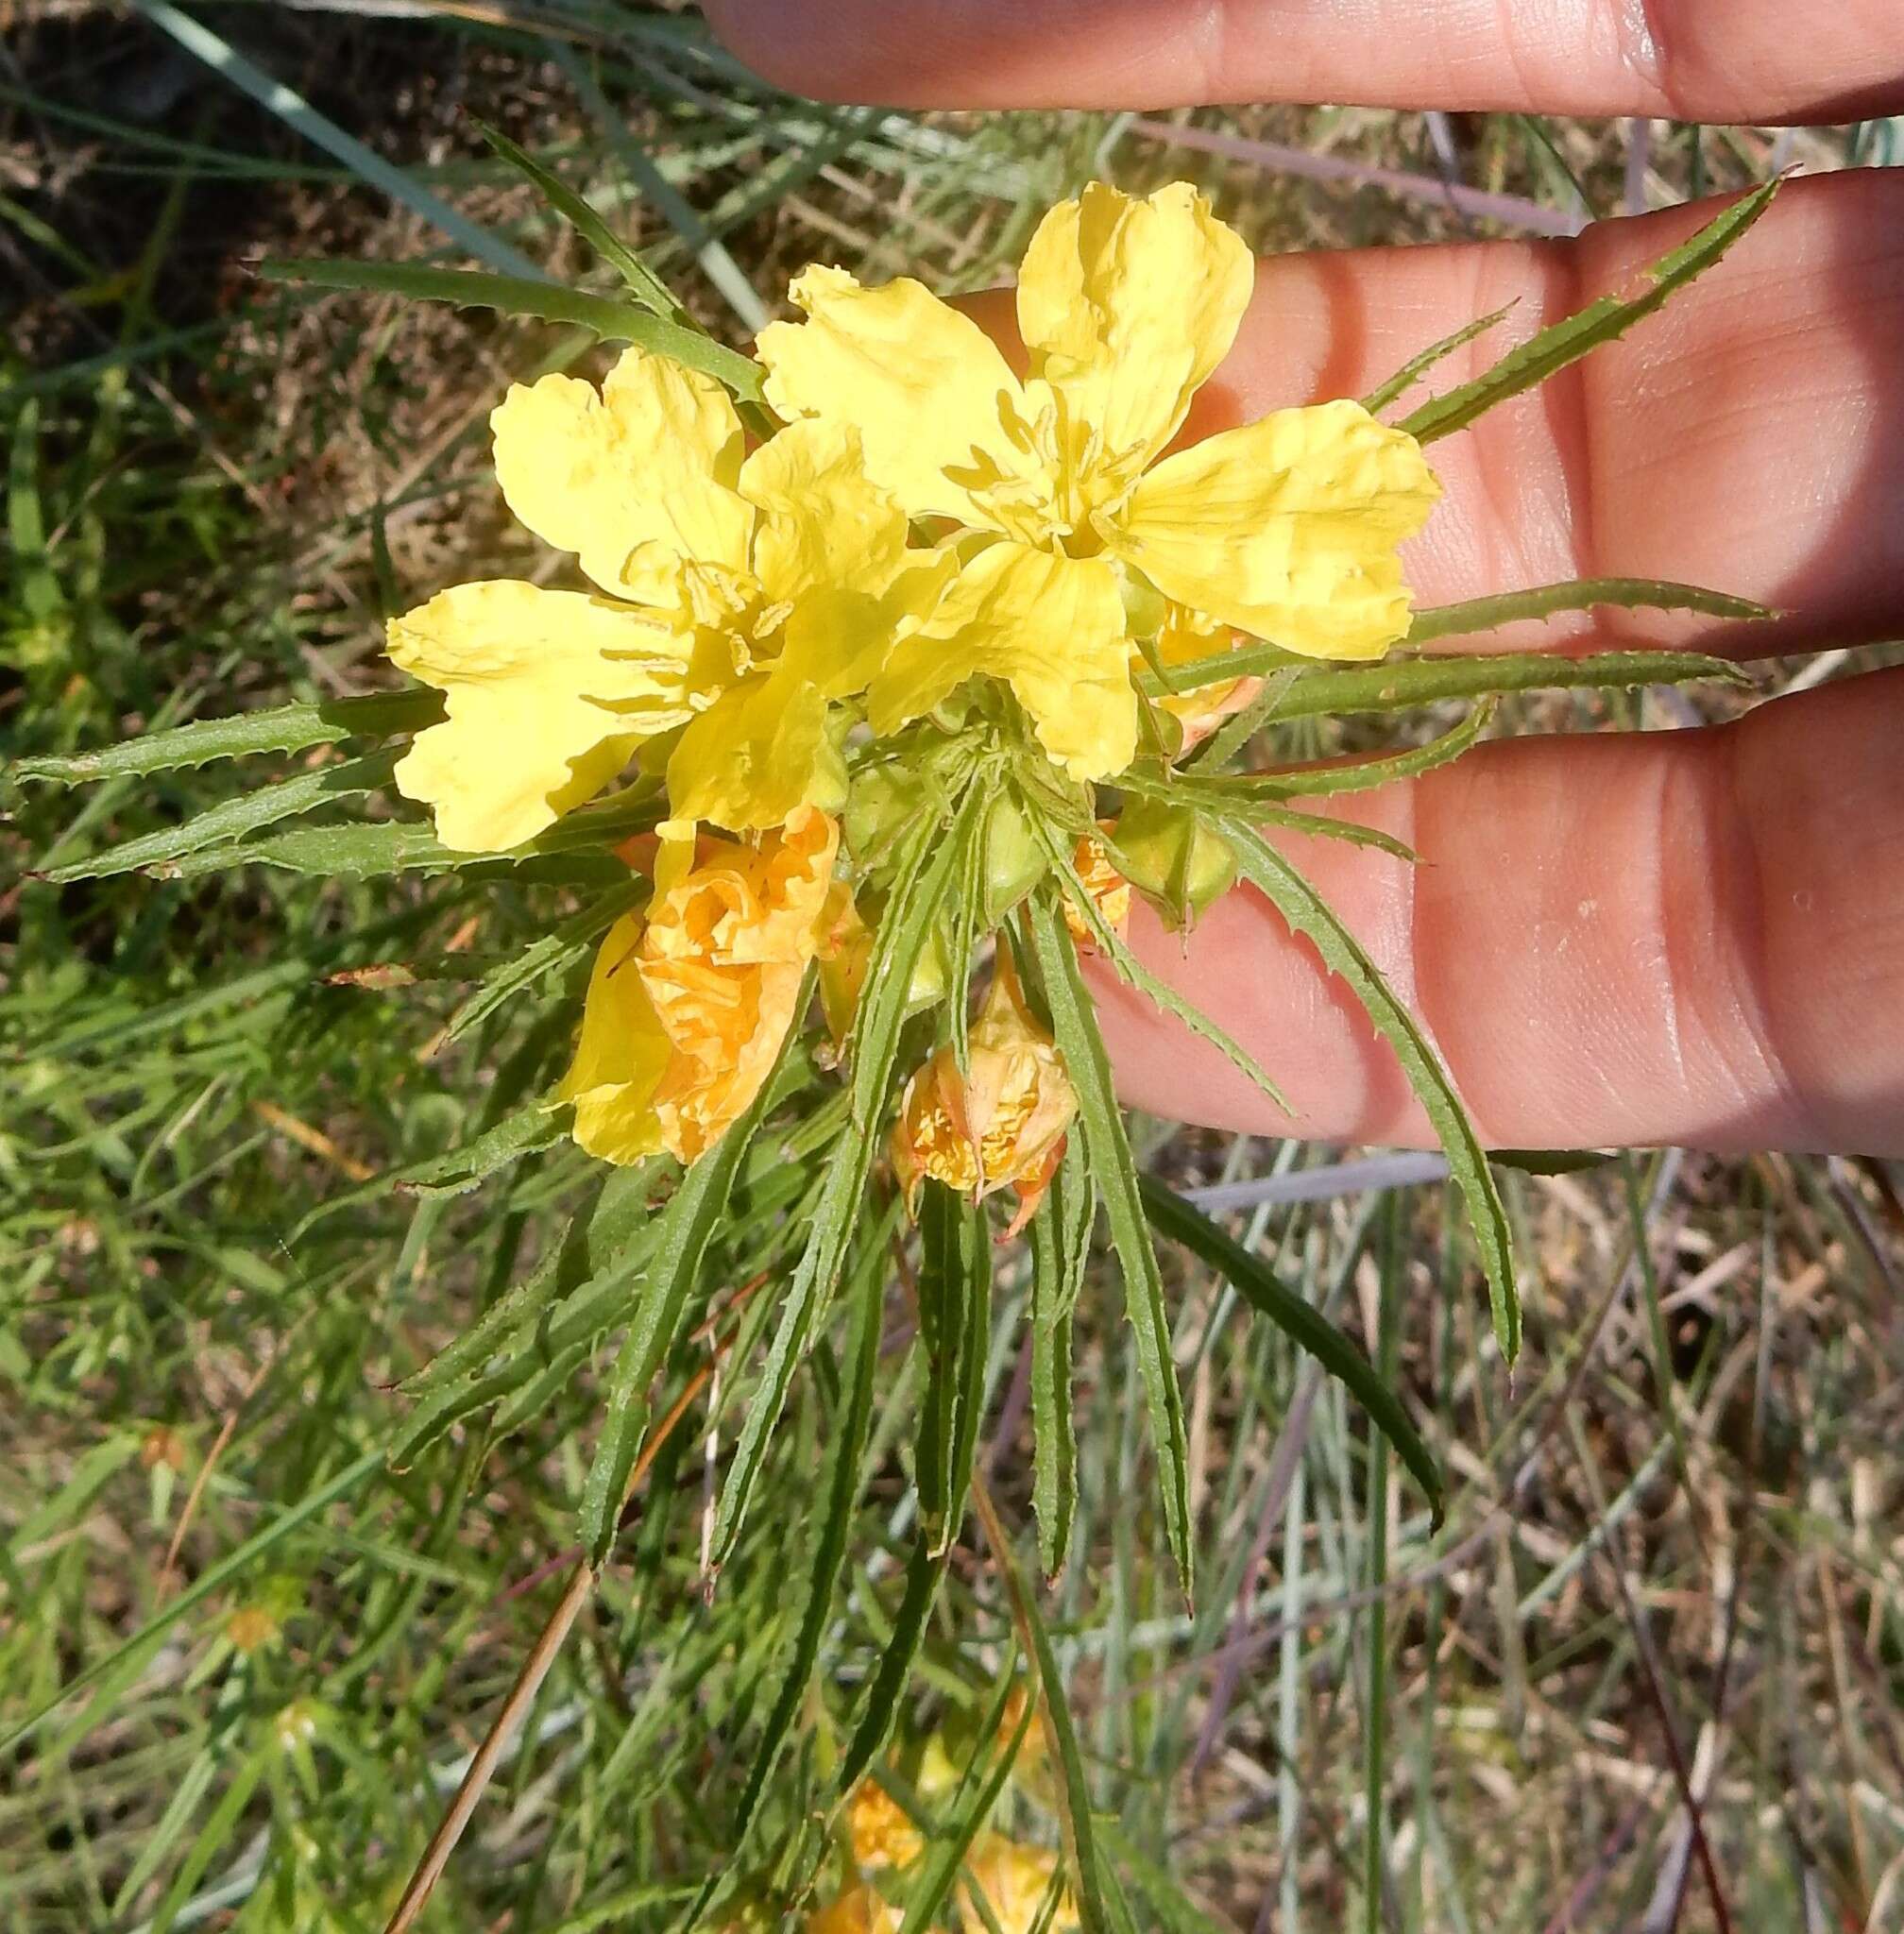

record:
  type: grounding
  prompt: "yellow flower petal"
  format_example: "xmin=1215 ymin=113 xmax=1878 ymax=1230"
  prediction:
xmin=757 ymin=264 xmax=1038 ymax=530
xmin=869 ymin=541 xmax=1133 ymax=782
xmin=387 ymin=580 xmax=694 ymax=852
xmin=1111 ymin=399 xmax=1440 ymax=660
xmin=556 ymin=911 xmax=672 ymax=1166
xmin=740 ymin=417 xmax=908 ymax=613
xmin=1017 ymin=181 xmax=1252 ymax=487
xmin=491 ymin=348 xmax=752 ymax=603
xmin=667 ymin=670 xmax=845 ymax=834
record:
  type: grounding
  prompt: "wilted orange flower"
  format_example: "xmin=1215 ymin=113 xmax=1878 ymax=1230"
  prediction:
xmin=892 ymin=954 xmax=1075 ymax=1230
xmin=808 ymin=1885 xmax=902 ymax=1934
xmin=558 ymin=806 xmax=838 ymax=1165
xmin=1062 ymin=829 xmax=1130 ymax=952
xmin=960 ymin=1837 xmax=1078 ymax=1934
xmin=843 ymin=1778 xmax=923 ymax=1872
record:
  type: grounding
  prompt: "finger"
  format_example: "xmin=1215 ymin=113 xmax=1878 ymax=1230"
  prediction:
xmin=1088 ymin=666 xmax=1904 ymax=1157
xmin=706 ymin=0 xmax=1904 ymax=120
xmin=965 ymin=170 xmax=1904 ymax=656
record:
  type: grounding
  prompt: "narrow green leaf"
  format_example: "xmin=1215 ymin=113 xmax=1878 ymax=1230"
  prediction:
xmin=1151 ymin=643 xmax=1750 ymax=707
xmin=34 ymin=747 xmax=401 ymax=885
xmin=472 ymin=117 xmax=687 ymax=322
xmin=1008 ymin=1534 xmax=1108 ymax=1934
xmin=158 ymin=816 xmax=626 ymax=885
xmin=1028 ymin=1149 xmax=1091 ymax=1580
xmin=261 ymin=258 xmax=765 ymax=401
xmin=1024 ymin=893 xmax=1193 ymax=1594
xmin=715 ymin=795 xmax=977 ymax=1561
xmin=915 ymin=1181 xmax=965 ymax=1543
xmin=1137 ymin=1178 xmax=1443 ymax=1523
xmin=440 ymin=876 xmax=648 ymax=1046
xmin=732 ymin=1203 xmax=890 ymax=1839
xmin=1035 ymin=810 xmax=1294 ymax=1120
xmin=1406 ymin=575 xmax=1771 ymax=644
xmin=896 ymin=1694 xmax=1037 ymax=1934
xmin=577 ymin=1004 xmax=808 ymax=1567
xmin=837 ymin=1537 xmax=947 ymax=1800
xmin=1399 ymin=178 xmax=1780 ymax=444
xmin=1360 ymin=302 xmax=1515 ymax=416
xmin=942 ymin=1190 xmax=994 ymax=1554
xmin=395 ymin=1098 xmax=570 ymax=1199
xmin=11 ymin=687 xmax=441 ymax=787
xmin=1220 ymin=819 xmax=1520 ymax=1361
xmin=1189 ymin=701 xmax=1493 ymax=799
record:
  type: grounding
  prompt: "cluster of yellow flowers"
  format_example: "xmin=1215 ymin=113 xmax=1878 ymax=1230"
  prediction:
xmin=383 ymin=180 xmax=1439 ymax=1181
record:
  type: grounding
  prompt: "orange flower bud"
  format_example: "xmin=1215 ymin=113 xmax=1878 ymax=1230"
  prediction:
xmin=892 ymin=954 xmax=1074 ymax=1227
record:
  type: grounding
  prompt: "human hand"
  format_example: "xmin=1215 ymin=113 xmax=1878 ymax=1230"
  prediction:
xmin=709 ymin=2 xmax=1904 ymax=1156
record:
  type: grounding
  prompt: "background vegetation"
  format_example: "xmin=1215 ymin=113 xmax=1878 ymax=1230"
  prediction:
xmin=5 ymin=5 xmax=1902 ymax=1928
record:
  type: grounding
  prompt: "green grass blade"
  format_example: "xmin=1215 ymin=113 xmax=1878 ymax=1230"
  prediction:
xmin=1024 ymin=892 xmax=1193 ymax=1595
xmin=261 ymin=259 xmax=765 ymax=401
xmin=0 ymin=1450 xmax=384 ymax=1756
xmin=1137 ymin=1178 xmax=1444 ymax=1524
xmin=1398 ymin=178 xmax=1780 ymax=444
xmin=10 ymin=688 xmax=441 ymax=787
xmin=1405 ymin=576 xmax=1772 ymax=644
xmin=1220 ymin=819 xmax=1521 ymax=1362
xmin=134 ymin=0 xmax=544 ymax=278
xmin=896 ymin=1694 xmax=1036 ymax=1934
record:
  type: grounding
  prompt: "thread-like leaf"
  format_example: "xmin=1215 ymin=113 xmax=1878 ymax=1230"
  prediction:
xmin=261 ymin=258 xmax=765 ymax=401
xmin=714 ymin=793 xmax=977 ymax=1561
xmin=11 ymin=687 xmax=440 ymax=787
xmin=1360 ymin=301 xmax=1515 ymax=416
xmin=1190 ymin=701 xmax=1493 ymax=798
xmin=1023 ymin=893 xmax=1193 ymax=1594
xmin=1138 ymin=1178 xmax=1443 ymax=1523
xmin=1399 ymin=178 xmax=1779 ymax=444
xmin=1405 ymin=575 xmax=1771 ymax=645
xmin=1220 ymin=819 xmax=1520 ymax=1361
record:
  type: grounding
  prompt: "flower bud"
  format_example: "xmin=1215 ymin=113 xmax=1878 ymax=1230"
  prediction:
xmin=891 ymin=954 xmax=1075 ymax=1228
xmin=979 ymin=793 xmax=1046 ymax=928
xmin=1110 ymin=796 xmax=1236 ymax=930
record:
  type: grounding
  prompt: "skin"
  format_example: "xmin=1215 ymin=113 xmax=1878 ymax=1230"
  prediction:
xmin=711 ymin=2 xmax=1904 ymax=1156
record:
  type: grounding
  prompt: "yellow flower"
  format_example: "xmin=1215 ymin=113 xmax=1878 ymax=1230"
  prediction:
xmin=1146 ymin=601 xmax=1265 ymax=751
xmin=960 ymin=1837 xmax=1078 ymax=1934
xmin=808 ymin=1887 xmax=902 ymax=1934
xmin=817 ymin=882 xmax=874 ymax=1049
xmin=388 ymin=348 xmax=943 ymax=850
xmin=892 ymin=953 xmax=1074 ymax=1230
xmin=757 ymin=181 xmax=1439 ymax=786
xmin=557 ymin=806 xmax=837 ymax=1165
xmin=844 ymin=1778 xmax=924 ymax=1872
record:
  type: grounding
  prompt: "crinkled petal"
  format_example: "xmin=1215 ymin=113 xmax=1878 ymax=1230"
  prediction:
xmin=757 ymin=264 xmax=1040 ymax=529
xmin=387 ymin=580 xmax=694 ymax=852
xmin=556 ymin=912 xmax=671 ymax=1166
xmin=740 ymin=416 xmax=909 ymax=609
xmin=871 ymin=541 xmax=1133 ymax=782
xmin=491 ymin=348 xmax=752 ymax=602
xmin=1017 ymin=181 xmax=1252 ymax=481
xmin=666 ymin=670 xmax=845 ymax=833
xmin=1111 ymin=399 xmax=1440 ymax=659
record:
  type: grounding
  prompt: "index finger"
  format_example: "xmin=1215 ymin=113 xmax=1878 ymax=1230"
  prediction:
xmin=706 ymin=0 xmax=1904 ymax=122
